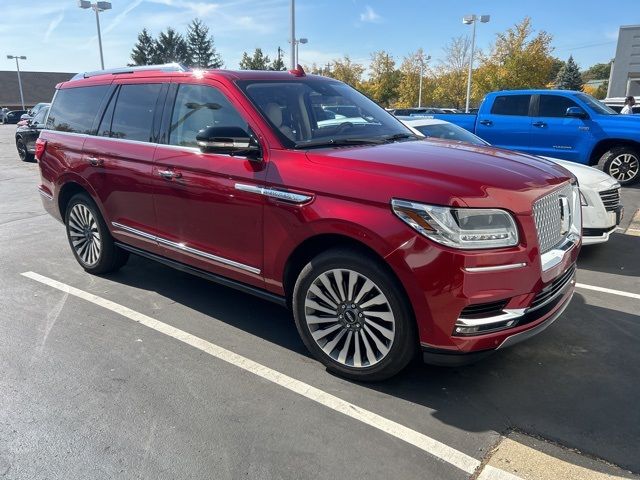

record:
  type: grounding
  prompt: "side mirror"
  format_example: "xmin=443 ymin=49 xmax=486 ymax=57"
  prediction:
xmin=20 ymin=114 xmax=30 ymax=121
xmin=566 ymin=107 xmax=587 ymax=119
xmin=196 ymin=126 xmax=260 ymax=158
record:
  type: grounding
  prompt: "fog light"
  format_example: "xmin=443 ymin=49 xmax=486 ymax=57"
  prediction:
xmin=455 ymin=326 xmax=480 ymax=335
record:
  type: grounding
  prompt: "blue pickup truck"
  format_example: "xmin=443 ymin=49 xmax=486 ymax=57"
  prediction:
xmin=431 ymin=90 xmax=640 ymax=185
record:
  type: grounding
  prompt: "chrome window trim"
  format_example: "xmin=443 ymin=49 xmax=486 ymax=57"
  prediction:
xmin=464 ymin=263 xmax=527 ymax=273
xmin=111 ymin=221 xmax=261 ymax=275
xmin=235 ymin=183 xmax=312 ymax=204
xmin=37 ymin=187 xmax=53 ymax=201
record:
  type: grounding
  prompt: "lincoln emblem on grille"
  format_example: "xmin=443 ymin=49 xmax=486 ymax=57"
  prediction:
xmin=559 ymin=195 xmax=571 ymax=236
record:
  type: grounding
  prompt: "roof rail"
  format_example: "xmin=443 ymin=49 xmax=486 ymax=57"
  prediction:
xmin=70 ymin=63 xmax=189 ymax=80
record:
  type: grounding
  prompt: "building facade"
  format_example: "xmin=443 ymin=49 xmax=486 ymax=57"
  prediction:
xmin=0 ymin=70 xmax=75 ymax=110
xmin=607 ymin=25 xmax=640 ymax=99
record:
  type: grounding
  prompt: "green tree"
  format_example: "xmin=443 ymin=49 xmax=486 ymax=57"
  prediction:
xmin=130 ymin=28 xmax=156 ymax=66
xmin=474 ymin=17 xmax=554 ymax=94
xmin=548 ymin=58 xmax=565 ymax=85
xmin=186 ymin=19 xmax=222 ymax=68
xmin=396 ymin=49 xmax=431 ymax=108
xmin=239 ymin=48 xmax=271 ymax=70
xmin=363 ymin=51 xmax=400 ymax=107
xmin=153 ymin=27 xmax=190 ymax=65
xmin=431 ymin=36 xmax=471 ymax=109
xmin=325 ymin=56 xmax=365 ymax=87
xmin=582 ymin=62 xmax=612 ymax=82
xmin=269 ymin=47 xmax=286 ymax=71
xmin=555 ymin=55 xmax=583 ymax=90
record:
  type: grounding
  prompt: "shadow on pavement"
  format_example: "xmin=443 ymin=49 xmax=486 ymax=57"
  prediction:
xmin=106 ymin=256 xmax=640 ymax=474
xmin=577 ymin=232 xmax=640 ymax=279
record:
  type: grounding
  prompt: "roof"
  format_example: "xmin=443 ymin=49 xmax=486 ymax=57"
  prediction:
xmin=0 ymin=70 xmax=75 ymax=107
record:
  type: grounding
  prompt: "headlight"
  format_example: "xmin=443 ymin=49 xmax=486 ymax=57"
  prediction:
xmin=579 ymin=189 xmax=588 ymax=206
xmin=391 ymin=199 xmax=519 ymax=249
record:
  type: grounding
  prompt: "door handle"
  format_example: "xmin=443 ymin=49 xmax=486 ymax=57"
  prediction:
xmin=479 ymin=119 xmax=493 ymax=126
xmin=86 ymin=156 xmax=103 ymax=166
xmin=158 ymin=170 xmax=182 ymax=180
xmin=532 ymin=121 xmax=547 ymax=128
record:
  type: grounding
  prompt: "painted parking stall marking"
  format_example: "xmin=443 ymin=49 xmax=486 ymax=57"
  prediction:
xmin=22 ymin=270 xmax=523 ymax=479
xmin=576 ymin=283 xmax=640 ymax=301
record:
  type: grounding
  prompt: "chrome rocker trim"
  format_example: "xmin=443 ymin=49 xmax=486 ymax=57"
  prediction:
xmin=37 ymin=187 xmax=53 ymax=201
xmin=111 ymin=222 xmax=260 ymax=275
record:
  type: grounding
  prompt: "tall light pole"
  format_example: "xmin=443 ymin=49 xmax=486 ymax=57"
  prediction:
xmin=463 ymin=14 xmax=490 ymax=113
xmin=418 ymin=54 xmax=431 ymax=108
xmin=295 ymin=38 xmax=308 ymax=65
xmin=289 ymin=0 xmax=296 ymax=68
xmin=78 ymin=1 xmax=112 ymax=70
xmin=7 ymin=55 xmax=26 ymax=110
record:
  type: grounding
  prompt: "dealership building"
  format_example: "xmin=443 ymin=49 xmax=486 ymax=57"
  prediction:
xmin=0 ymin=70 xmax=75 ymax=110
xmin=607 ymin=25 xmax=640 ymax=99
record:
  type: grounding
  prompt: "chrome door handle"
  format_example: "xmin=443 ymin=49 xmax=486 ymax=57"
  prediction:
xmin=158 ymin=170 xmax=181 ymax=179
xmin=532 ymin=121 xmax=547 ymax=128
xmin=479 ymin=119 xmax=493 ymax=126
xmin=86 ymin=156 xmax=103 ymax=166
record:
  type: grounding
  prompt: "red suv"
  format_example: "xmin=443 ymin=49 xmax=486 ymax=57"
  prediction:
xmin=36 ymin=64 xmax=581 ymax=380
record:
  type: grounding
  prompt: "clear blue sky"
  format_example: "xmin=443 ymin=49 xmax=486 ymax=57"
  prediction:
xmin=0 ymin=0 xmax=634 ymax=74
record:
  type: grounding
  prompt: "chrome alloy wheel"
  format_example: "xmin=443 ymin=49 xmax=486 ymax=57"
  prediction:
xmin=609 ymin=153 xmax=639 ymax=182
xmin=68 ymin=204 xmax=102 ymax=266
xmin=304 ymin=269 xmax=396 ymax=368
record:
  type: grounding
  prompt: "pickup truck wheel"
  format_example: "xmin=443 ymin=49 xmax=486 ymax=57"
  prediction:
xmin=598 ymin=146 xmax=640 ymax=185
xmin=293 ymin=248 xmax=416 ymax=381
xmin=16 ymin=138 xmax=33 ymax=162
xmin=65 ymin=193 xmax=129 ymax=274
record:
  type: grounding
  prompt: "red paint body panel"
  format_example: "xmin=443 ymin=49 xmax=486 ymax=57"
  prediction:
xmin=38 ymin=69 xmax=581 ymax=357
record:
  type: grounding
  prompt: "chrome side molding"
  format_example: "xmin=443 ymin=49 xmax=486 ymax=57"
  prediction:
xmin=464 ymin=262 xmax=527 ymax=273
xmin=235 ymin=183 xmax=312 ymax=204
xmin=111 ymin=222 xmax=261 ymax=275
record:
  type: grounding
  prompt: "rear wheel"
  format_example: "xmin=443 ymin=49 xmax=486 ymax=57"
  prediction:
xmin=598 ymin=146 xmax=640 ymax=185
xmin=65 ymin=193 xmax=129 ymax=274
xmin=16 ymin=138 xmax=33 ymax=162
xmin=293 ymin=248 xmax=416 ymax=381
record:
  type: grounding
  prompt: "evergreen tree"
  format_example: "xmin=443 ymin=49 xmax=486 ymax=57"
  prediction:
xmin=186 ymin=19 xmax=223 ymax=68
xmin=555 ymin=55 xmax=583 ymax=91
xmin=269 ymin=47 xmax=286 ymax=71
xmin=130 ymin=28 xmax=156 ymax=66
xmin=239 ymin=48 xmax=270 ymax=70
xmin=153 ymin=27 xmax=190 ymax=65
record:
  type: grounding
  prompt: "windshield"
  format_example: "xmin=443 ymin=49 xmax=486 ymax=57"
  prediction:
xmin=574 ymin=93 xmax=617 ymax=115
xmin=237 ymin=79 xmax=415 ymax=148
xmin=414 ymin=123 xmax=488 ymax=146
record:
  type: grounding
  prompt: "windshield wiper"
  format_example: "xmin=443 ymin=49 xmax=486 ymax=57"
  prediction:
xmin=382 ymin=133 xmax=419 ymax=143
xmin=293 ymin=137 xmax=387 ymax=149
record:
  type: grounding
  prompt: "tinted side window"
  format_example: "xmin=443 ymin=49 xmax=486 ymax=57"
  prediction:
xmin=110 ymin=84 xmax=162 ymax=142
xmin=169 ymin=84 xmax=247 ymax=148
xmin=490 ymin=95 xmax=531 ymax=116
xmin=46 ymin=85 xmax=109 ymax=133
xmin=32 ymin=108 xmax=47 ymax=125
xmin=538 ymin=95 xmax=580 ymax=118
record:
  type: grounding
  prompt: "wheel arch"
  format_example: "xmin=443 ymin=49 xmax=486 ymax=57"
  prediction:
xmin=57 ymin=181 xmax=94 ymax=219
xmin=589 ymin=138 xmax=640 ymax=166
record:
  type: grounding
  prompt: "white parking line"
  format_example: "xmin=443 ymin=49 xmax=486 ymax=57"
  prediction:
xmin=22 ymin=271 xmax=518 ymax=479
xmin=576 ymin=283 xmax=640 ymax=300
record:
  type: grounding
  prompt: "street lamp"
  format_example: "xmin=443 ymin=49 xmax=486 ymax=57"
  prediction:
xmin=418 ymin=55 xmax=431 ymax=108
xmin=289 ymin=0 xmax=296 ymax=68
xmin=295 ymin=38 xmax=308 ymax=65
xmin=78 ymin=0 xmax=112 ymax=70
xmin=463 ymin=14 xmax=490 ymax=113
xmin=7 ymin=55 xmax=27 ymax=110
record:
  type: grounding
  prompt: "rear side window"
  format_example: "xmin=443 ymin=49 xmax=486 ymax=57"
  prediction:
xmin=110 ymin=84 xmax=162 ymax=142
xmin=46 ymin=85 xmax=109 ymax=133
xmin=169 ymin=84 xmax=247 ymax=148
xmin=490 ymin=95 xmax=531 ymax=116
xmin=538 ymin=95 xmax=579 ymax=118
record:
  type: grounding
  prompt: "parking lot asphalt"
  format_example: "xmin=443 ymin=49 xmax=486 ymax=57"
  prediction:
xmin=1 ymin=124 xmax=638 ymax=479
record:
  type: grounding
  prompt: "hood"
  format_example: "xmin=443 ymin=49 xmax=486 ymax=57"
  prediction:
xmin=305 ymin=139 xmax=573 ymax=211
xmin=541 ymin=157 xmax=619 ymax=189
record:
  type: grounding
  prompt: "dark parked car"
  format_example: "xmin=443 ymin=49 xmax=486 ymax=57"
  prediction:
xmin=2 ymin=110 xmax=28 ymax=124
xmin=15 ymin=106 xmax=49 ymax=161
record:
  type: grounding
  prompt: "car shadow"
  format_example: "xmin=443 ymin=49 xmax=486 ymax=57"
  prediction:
xmin=577 ymin=232 xmax=640 ymax=278
xmin=105 ymin=256 xmax=640 ymax=474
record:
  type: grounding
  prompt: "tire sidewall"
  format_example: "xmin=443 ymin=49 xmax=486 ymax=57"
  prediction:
xmin=293 ymin=249 xmax=416 ymax=381
xmin=600 ymin=147 xmax=640 ymax=185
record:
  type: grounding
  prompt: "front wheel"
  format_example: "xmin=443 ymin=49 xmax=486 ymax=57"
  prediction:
xmin=65 ymin=193 xmax=129 ymax=274
xmin=598 ymin=146 xmax=640 ymax=185
xmin=293 ymin=248 xmax=417 ymax=381
xmin=16 ymin=138 xmax=33 ymax=162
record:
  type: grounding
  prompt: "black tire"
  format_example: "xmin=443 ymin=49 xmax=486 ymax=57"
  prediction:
xmin=16 ymin=138 xmax=33 ymax=162
xmin=64 ymin=193 xmax=129 ymax=274
xmin=292 ymin=248 xmax=417 ymax=381
xmin=598 ymin=146 xmax=640 ymax=185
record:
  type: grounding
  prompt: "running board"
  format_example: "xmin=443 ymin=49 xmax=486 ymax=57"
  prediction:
xmin=115 ymin=242 xmax=287 ymax=308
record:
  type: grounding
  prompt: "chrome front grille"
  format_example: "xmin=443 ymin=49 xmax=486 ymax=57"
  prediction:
xmin=599 ymin=187 xmax=621 ymax=212
xmin=532 ymin=183 xmax=573 ymax=254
